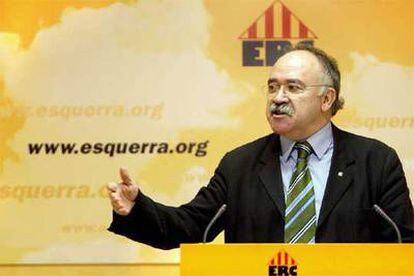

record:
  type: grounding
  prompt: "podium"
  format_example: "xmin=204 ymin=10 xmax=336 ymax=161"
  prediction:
xmin=181 ymin=244 xmax=413 ymax=275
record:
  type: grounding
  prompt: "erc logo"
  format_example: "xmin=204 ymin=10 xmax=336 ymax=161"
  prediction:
xmin=268 ymin=249 xmax=298 ymax=276
xmin=238 ymin=0 xmax=317 ymax=66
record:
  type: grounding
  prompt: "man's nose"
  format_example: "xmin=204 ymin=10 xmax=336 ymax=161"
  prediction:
xmin=272 ymin=86 xmax=288 ymax=102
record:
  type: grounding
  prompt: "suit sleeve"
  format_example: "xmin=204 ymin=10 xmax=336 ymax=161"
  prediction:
xmin=107 ymin=154 xmax=229 ymax=249
xmin=378 ymin=148 xmax=414 ymax=243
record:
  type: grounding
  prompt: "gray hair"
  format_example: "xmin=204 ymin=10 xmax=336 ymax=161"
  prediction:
xmin=286 ymin=44 xmax=344 ymax=116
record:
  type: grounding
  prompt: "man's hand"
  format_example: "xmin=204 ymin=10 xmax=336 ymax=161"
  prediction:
xmin=107 ymin=167 xmax=139 ymax=216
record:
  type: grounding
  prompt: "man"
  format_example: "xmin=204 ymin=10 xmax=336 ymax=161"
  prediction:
xmin=107 ymin=45 xmax=414 ymax=248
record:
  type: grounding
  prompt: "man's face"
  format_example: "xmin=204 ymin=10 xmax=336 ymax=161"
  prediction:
xmin=266 ymin=50 xmax=331 ymax=140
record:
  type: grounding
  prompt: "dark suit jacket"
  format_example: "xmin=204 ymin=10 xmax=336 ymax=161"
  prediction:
xmin=108 ymin=125 xmax=414 ymax=248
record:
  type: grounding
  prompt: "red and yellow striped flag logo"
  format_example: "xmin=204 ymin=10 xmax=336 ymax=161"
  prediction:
xmin=268 ymin=249 xmax=297 ymax=266
xmin=239 ymin=0 xmax=317 ymax=40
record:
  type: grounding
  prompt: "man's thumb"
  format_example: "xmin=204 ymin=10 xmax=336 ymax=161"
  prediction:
xmin=120 ymin=167 xmax=134 ymax=186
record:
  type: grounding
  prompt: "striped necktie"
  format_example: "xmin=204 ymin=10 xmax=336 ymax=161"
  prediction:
xmin=284 ymin=141 xmax=317 ymax=243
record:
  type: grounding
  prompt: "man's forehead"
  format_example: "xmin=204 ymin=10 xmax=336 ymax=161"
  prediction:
xmin=269 ymin=50 xmax=321 ymax=79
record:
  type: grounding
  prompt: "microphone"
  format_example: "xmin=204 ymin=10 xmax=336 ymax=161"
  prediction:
xmin=373 ymin=204 xmax=402 ymax=243
xmin=202 ymin=204 xmax=227 ymax=243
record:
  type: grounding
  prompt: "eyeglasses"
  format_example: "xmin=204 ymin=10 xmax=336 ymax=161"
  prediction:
xmin=267 ymin=81 xmax=332 ymax=95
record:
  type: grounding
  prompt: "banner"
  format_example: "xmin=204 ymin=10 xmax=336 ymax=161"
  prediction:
xmin=0 ymin=0 xmax=413 ymax=264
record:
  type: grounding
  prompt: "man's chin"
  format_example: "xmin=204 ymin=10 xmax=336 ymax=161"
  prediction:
xmin=270 ymin=123 xmax=294 ymax=136
xmin=266 ymin=113 xmax=295 ymax=134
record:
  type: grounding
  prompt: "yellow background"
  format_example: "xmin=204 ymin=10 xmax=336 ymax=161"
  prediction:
xmin=0 ymin=0 xmax=413 ymax=274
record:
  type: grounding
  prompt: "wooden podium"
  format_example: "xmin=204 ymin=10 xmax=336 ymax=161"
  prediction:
xmin=181 ymin=244 xmax=413 ymax=275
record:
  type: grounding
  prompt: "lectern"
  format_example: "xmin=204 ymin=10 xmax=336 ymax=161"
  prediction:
xmin=181 ymin=244 xmax=413 ymax=275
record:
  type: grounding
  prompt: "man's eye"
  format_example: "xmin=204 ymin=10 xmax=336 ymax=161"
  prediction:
xmin=268 ymin=84 xmax=280 ymax=92
xmin=287 ymin=84 xmax=302 ymax=92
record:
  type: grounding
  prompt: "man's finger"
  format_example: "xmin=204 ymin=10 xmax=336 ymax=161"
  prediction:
xmin=107 ymin=182 xmax=118 ymax=193
xmin=109 ymin=192 xmax=120 ymax=202
xmin=120 ymin=167 xmax=134 ymax=186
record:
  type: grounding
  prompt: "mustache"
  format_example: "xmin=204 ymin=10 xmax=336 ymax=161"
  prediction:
xmin=270 ymin=103 xmax=294 ymax=116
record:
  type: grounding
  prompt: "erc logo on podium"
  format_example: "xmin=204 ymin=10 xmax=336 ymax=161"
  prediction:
xmin=239 ymin=0 xmax=317 ymax=67
xmin=268 ymin=249 xmax=298 ymax=276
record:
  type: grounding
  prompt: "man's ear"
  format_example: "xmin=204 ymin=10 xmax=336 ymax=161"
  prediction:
xmin=321 ymin=87 xmax=336 ymax=113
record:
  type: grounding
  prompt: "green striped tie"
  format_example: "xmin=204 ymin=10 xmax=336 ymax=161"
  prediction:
xmin=284 ymin=141 xmax=316 ymax=243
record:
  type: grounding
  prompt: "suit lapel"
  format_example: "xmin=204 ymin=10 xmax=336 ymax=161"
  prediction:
xmin=317 ymin=125 xmax=355 ymax=228
xmin=258 ymin=135 xmax=286 ymax=216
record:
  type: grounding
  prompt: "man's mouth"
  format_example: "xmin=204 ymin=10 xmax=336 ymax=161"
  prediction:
xmin=270 ymin=103 xmax=293 ymax=116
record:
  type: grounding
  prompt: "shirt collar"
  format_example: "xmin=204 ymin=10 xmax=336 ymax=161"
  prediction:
xmin=280 ymin=122 xmax=333 ymax=162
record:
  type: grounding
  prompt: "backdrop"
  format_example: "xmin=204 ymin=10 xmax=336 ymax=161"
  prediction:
xmin=0 ymin=0 xmax=413 ymax=264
